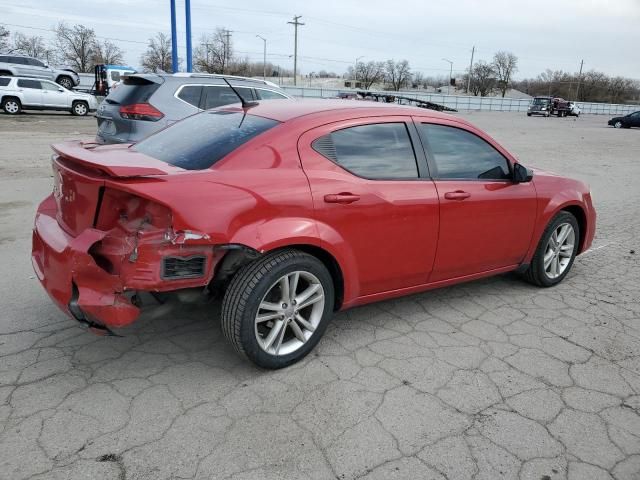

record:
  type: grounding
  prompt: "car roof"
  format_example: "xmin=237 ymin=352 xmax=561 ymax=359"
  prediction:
xmin=219 ymin=98 xmax=462 ymax=124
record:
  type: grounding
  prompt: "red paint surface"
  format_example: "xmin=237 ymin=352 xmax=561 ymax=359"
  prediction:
xmin=32 ymin=100 xmax=596 ymax=329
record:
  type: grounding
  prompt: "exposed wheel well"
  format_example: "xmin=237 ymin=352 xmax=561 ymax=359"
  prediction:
xmin=561 ymin=205 xmax=587 ymax=253
xmin=288 ymin=244 xmax=344 ymax=310
xmin=1 ymin=95 xmax=21 ymax=105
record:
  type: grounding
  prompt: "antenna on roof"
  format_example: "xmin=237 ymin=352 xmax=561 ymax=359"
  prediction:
xmin=222 ymin=78 xmax=258 ymax=108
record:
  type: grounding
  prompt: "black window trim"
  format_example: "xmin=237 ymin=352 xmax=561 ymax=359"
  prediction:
xmin=415 ymin=121 xmax=514 ymax=182
xmin=312 ymin=119 xmax=430 ymax=181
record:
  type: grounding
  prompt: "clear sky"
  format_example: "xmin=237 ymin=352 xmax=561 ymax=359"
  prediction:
xmin=1 ymin=0 xmax=639 ymax=79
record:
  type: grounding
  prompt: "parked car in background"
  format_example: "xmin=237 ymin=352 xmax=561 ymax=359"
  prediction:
xmin=95 ymin=73 xmax=293 ymax=144
xmin=33 ymin=100 xmax=596 ymax=368
xmin=608 ymin=111 xmax=640 ymax=129
xmin=0 ymin=54 xmax=80 ymax=89
xmin=567 ymin=102 xmax=581 ymax=117
xmin=0 ymin=76 xmax=97 ymax=115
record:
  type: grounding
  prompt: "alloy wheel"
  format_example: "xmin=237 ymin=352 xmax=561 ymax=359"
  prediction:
xmin=614 ymin=121 xmax=623 ymax=128
xmin=59 ymin=78 xmax=73 ymax=89
xmin=543 ymin=222 xmax=576 ymax=279
xmin=4 ymin=101 xmax=19 ymax=114
xmin=254 ymin=271 xmax=325 ymax=356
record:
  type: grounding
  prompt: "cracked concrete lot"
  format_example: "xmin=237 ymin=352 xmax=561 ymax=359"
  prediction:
xmin=1 ymin=111 xmax=640 ymax=480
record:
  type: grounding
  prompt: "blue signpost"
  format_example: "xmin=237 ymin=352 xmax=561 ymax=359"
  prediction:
xmin=170 ymin=0 xmax=178 ymax=73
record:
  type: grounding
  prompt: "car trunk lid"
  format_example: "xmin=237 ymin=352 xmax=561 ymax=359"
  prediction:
xmin=51 ymin=141 xmax=180 ymax=236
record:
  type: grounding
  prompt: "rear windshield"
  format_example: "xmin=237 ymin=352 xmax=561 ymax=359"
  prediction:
xmin=133 ymin=110 xmax=280 ymax=170
xmin=106 ymin=77 xmax=161 ymax=104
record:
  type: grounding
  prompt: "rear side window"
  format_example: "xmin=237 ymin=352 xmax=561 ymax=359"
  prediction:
xmin=133 ymin=111 xmax=280 ymax=170
xmin=201 ymin=85 xmax=254 ymax=109
xmin=0 ymin=78 xmax=10 ymax=87
xmin=257 ymin=89 xmax=287 ymax=100
xmin=17 ymin=79 xmax=41 ymax=89
xmin=313 ymin=123 xmax=419 ymax=179
xmin=176 ymin=85 xmax=203 ymax=107
xmin=106 ymin=76 xmax=161 ymax=104
xmin=419 ymin=124 xmax=510 ymax=180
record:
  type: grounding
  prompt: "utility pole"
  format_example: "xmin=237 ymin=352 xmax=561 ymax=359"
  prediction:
xmin=575 ymin=59 xmax=584 ymax=101
xmin=223 ymin=30 xmax=232 ymax=74
xmin=354 ymin=56 xmax=364 ymax=86
xmin=287 ymin=15 xmax=304 ymax=86
xmin=442 ymin=58 xmax=453 ymax=95
xmin=256 ymin=35 xmax=267 ymax=80
xmin=466 ymin=45 xmax=475 ymax=93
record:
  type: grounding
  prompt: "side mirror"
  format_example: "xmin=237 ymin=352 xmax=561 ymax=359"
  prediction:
xmin=513 ymin=163 xmax=533 ymax=183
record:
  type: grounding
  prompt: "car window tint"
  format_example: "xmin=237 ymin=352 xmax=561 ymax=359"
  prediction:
xmin=133 ymin=110 xmax=280 ymax=170
xmin=17 ymin=79 xmax=42 ymax=89
xmin=315 ymin=123 xmax=419 ymax=179
xmin=420 ymin=124 xmax=510 ymax=180
xmin=0 ymin=78 xmax=10 ymax=87
xmin=176 ymin=85 xmax=203 ymax=107
xmin=0 ymin=56 xmax=8 ymax=62
xmin=257 ymin=89 xmax=287 ymax=100
xmin=41 ymin=82 xmax=60 ymax=91
xmin=29 ymin=58 xmax=44 ymax=67
xmin=201 ymin=85 xmax=253 ymax=109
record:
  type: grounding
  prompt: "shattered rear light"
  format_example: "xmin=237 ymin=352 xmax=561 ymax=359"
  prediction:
xmin=119 ymin=103 xmax=164 ymax=121
xmin=94 ymin=188 xmax=172 ymax=231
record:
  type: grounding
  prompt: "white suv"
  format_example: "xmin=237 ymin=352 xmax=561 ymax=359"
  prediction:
xmin=0 ymin=54 xmax=80 ymax=89
xmin=0 ymin=76 xmax=98 ymax=116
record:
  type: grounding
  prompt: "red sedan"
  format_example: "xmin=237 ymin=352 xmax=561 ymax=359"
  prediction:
xmin=32 ymin=100 xmax=596 ymax=368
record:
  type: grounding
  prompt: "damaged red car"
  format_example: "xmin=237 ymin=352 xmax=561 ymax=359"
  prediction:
xmin=32 ymin=100 xmax=596 ymax=368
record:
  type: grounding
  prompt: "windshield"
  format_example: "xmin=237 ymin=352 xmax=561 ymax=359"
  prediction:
xmin=133 ymin=110 xmax=280 ymax=170
xmin=532 ymin=98 xmax=550 ymax=105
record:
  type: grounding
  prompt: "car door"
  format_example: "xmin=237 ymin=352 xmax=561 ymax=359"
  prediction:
xmin=414 ymin=118 xmax=537 ymax=282
xmin=299 ymin=117 xmax=439 ymax=297
xmin=26 ymin=58 xmax=49 ymax=79
xmin=16 ymin=78 xmax=43 ymax=106
xmin=631 ymin=112 xmax=640 ymax=127
xmin=40 ymin=80 xmax=69 ymax=107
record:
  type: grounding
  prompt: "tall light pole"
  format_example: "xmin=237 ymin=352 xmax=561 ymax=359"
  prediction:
xmin=287 ymin=15 xmax=304 ymax=86
xmin=354 ymin=56 xmax=364 ymax=86
xmin=442 ymin=58 xmax=453 ymax=95
xmin=256 ymin=35 xmax=267 ymax=80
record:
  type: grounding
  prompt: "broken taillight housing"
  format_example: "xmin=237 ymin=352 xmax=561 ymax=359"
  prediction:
xmin=119 ymin=103 xmax=164 ymax=121
xmin=94 ymin=188 xmax=172 ymax=232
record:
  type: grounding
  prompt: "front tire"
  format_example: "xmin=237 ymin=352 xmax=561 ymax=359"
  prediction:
xmin=524 ymin=211 xmax=580 ymax=287
xmin=221 ymin=249 xmax=335 ymax=369
xmin=1 ymin=97 xmax=21 ymax=115
xmin=614 ymin=121 xmax=623 ymax=128
xmin=57 ymin=76 xmax=73 ymax=90
xmin=71 ymin=101 xmax=88 ymax=116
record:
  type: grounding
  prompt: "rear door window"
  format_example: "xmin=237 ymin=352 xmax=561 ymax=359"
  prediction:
xmin=133 ymin=110 xmax=280 ymax=170
xmin=257 ymin=89 xmax=288 ymax=100
xmin=17 ymin=79 xmax=42 ymax=89
xmin=176 ymin=85 xmax=203 ymax=107
xmin=313 ymin=123 xmax=419 ymax=179
xmin=201 ymin=85 xmax=255 ymax=109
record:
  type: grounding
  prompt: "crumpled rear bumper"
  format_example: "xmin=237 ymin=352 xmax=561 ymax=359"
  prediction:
xmin=31 ymin=196 xmax=140 ymax=329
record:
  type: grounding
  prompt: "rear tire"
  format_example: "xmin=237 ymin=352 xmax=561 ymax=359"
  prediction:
xmin=56 ymin=76 xmax=73 ymax=90
xmin=71 ymin=101 xmax=88 ymax=116
xmin=1 ymin=97 xmax=21 ymax=115
xmin=523 ymin=211 xmax=580 ymax=287
xmin=221 ymin=249 xmax=335 ymax=369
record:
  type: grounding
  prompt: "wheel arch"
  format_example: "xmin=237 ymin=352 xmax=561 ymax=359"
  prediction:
xmin=560 ymin=204 xmax=588 ymax=254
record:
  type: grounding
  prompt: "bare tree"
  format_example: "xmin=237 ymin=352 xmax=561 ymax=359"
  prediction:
xmin=11 ymin=33 xmax=50 ymax=60
xmin=606 ymin=76 xmax=633 ymax=104
xmin=92 ymin=39 xmax=124 ymax=67
xmin=385 ymin=59 xmax=411 ymax=91
xmin=492 ymin=51 xmax=518 ymax=97
xmin=346 ymin=61 xmax=385 ymax=89
xmin=469 ymin=61 xmax=496 ymax=96
xmin=54 ymin=22 xmax=96 ymax=72
xmin=1 ymin=26 xmax=11 ymax=52
xmin=194 ymin=29 xmax=231 ymax=74
xmin=140 ymin=32 xmax=173 ymax=73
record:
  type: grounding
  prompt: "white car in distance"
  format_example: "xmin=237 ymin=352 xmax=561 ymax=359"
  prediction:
xmin=0 ymin=76 xmax=98 ymax=116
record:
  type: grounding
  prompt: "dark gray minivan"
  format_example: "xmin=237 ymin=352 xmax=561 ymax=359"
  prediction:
xmin=95 ymin=73 xmax=292 ymax=144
